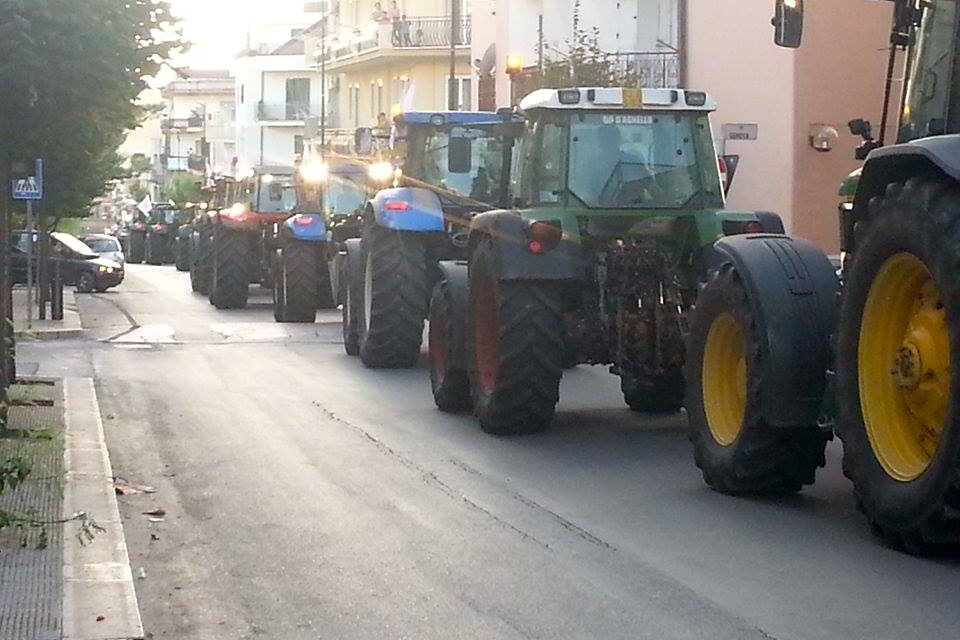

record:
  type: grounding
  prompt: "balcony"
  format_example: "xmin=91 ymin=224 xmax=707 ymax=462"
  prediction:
xmin=162 ymin=116 xmax=204 ymax=132
xmin=257 ymin=102 xmax=321 ymax=123
xmin=315 ymin=16 xmax=471 ymax=70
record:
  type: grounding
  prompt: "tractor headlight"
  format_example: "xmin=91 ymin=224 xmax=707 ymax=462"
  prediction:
xmin=368 ymin=161 xmax=395 ymax=184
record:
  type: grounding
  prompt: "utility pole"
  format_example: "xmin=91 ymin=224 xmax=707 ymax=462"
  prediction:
xmin=449 ymin=0 xmax=461 ymax=110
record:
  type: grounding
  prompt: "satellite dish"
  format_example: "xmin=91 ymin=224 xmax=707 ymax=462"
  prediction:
xmin=478 ymin=43 xmax=496 ymax=77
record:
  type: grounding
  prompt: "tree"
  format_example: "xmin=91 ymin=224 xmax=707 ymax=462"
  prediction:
xmin=0 ymin=0 xmax=184 ymax=224
xmin=541 ymin=0 xmax=639 ymax=89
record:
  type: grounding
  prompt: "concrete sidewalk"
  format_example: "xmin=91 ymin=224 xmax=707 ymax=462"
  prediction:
xmin=13 ymin=286 xmax=83 ymax=341
xmin=0 ymin=378 xmax=142 ymax=640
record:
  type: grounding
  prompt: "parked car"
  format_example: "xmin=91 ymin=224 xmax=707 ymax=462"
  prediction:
xmin=82 ymin=233 xmax=125 ymax=266
xmin=10 ymin=230 xmax=125 ymax=293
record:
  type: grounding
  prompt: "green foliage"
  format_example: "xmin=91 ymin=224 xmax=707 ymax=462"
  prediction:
xmin=166 ymin=174 xmax=202 ymax=207
xmin=541 ymin=0 xmax=638 ymax=89
xmin=129 ymin=153 xmax=154 ymax=174
xmin=0 ymin=457 xmax=30 ymax=493
xmin=0 ymin=0 xmax=184 ymax=220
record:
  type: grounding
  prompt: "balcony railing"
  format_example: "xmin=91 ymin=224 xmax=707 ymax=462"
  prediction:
xmin=611 ymin=52 xmax=682 ymax=89
xmin=318 ymin=16 xmax=471 ymax=65
xmin=257 ymin=102 xmax=320 ymax=121
xmin=162 ymin=116 xmax=204 ymax=131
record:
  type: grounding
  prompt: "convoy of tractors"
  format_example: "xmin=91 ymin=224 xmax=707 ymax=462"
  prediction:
xmin=123 ymin=0 xmax=960 ymax=556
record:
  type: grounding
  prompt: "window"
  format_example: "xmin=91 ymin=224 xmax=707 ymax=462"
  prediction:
xmin=294 ymin=135 xmax=305 ymax=156
xmin=285 ymin=77 xmax=311 ymax=118
xmin=567 ymin=113 xmax=722 ymax=209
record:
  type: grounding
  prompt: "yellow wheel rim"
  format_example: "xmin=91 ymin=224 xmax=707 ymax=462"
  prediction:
xmin=702 ymin=313 xmax=748 ymax=446
xmin=859 ymin=252 xmax=951 ymax=482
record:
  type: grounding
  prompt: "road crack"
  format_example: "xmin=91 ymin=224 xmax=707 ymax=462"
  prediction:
xmin=313 ymin=402 xmax=549 ymax=549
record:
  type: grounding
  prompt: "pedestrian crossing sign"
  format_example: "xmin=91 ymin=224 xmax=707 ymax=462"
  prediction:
xmin=11 ymin=159 xmax=43 ymax=200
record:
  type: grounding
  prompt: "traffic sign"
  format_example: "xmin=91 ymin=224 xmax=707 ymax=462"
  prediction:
xmin=11 ymin=159 xmax=43 ymax=200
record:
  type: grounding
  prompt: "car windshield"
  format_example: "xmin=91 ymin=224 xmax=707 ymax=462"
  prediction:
xmin=51 ymin=232 xmax=97 ymax=257
xmin=85 ymin=238 xmax=121 ymax=253
xmin=568 ymin=113 xmax=722 ymax=209
xmin=255 ymin=175 xmax=298 ymax=213
xmin=408 ymin=125 xmax=507 ymax=205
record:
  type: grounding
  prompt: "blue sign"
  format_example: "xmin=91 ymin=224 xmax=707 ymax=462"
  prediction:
xmin=12 ymin=159 xmax=43 ymax=200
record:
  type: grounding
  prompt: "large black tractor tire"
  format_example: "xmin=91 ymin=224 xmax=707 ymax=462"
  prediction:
xmin=144 ymin=235 xmax=163 ymax=265
xmin=621 ymin=372 xmax=685 ymax=414
xmin=209 ymin=227 xmax=250 ymax=310
xmin=127 ymin=234 xmax=145 ymax=264
xmin=341 ymin=248 xmax=362 ymax=357
xmin=190 ymin=232 xmax=213 ymax=295
xmin=357 ymin=224 xmax=430 ymax=368
xmin=469 ymin=238 xmax=564 ymax=435
xmin=273 ymin=240 xmax=319 ymax=324
xmin=174 ymin=236 xmax=191 ymax=271
xmin=837 ymin=178 xmax=960 ymax=556
xmin=685 ymin=266 xmax=829 ymax=495
xmin=429 ymin=279 xmax=471 ymax=412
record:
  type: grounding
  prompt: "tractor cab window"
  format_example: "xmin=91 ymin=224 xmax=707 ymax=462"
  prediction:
xmin=254 ymin=175 xmax=298 ymax=213
xmin=568 ymin=112 xmax=722 ymax=209
xmin=408 ymin=125 xmax=508 ymax=205
xmin=325 ymin=175 xmax=367 ymax=216
xmin=900 ymin=0 xmax=960 ymax=141
xmin=514 ymin=117 xmax=568 ymax=207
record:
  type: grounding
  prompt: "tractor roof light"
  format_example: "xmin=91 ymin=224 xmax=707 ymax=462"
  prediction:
xmin=686 ymin=91 xmax=708 ymax=107
xmin=506 ymin=54 xmax=524 ymax=77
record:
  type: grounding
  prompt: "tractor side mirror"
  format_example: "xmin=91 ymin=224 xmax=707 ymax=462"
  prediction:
xmin=773 ymin=0 xmax=804 ymax=48
xmin=720 ymin=155 xmax=740 ymax=195
xmin=448 ymin=137 xmax=473 ymax=174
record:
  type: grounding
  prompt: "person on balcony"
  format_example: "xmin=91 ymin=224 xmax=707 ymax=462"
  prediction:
xmin=371 ymin=2 xmax=388 ymax=22
xmin=399 ymin=15 xmax=413 ymax=47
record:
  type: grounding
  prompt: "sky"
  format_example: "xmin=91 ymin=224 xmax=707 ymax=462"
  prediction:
xmin=168 ymin=0 xmax=311 ymax=70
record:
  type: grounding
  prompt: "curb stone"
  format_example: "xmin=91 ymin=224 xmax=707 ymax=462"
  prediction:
xmin=61 ymin=378 xmax=143 ymax=640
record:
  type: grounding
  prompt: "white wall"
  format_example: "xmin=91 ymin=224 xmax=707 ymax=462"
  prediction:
xmin=686 ymin=0 xmax=797 ymax=230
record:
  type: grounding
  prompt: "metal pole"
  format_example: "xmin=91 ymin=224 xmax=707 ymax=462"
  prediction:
xmin=25 ymin=199 xmax=33 ymax=328
xmin=449 ymin=0 xmax=460 ymax=110
xmin=321 ymin=15 xmax=327 ymax=149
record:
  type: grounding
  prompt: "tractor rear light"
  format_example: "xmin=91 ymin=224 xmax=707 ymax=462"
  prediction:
xmin=384 ymin=200 xmax=410 ymax=212
xmin=744 ymin=221 xmax=764 ymax=234
xmin=152 ymin=224 xmax=164 ymax=232
xmin=294 ymin=216 xmax=316 ymax=227
xmin=527 ymin=221 xmax=562 ymax=254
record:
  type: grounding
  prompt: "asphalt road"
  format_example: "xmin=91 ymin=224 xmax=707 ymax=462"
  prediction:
xmin=19 ymin=264 xmax=960 ymax=640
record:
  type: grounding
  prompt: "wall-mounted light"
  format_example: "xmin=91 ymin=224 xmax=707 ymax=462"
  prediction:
xmin=809 ymin=124 xmax=840 ymax=153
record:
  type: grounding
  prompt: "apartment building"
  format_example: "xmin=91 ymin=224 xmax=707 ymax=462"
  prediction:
xmin=233 ymin=24 xmax=324 ymax=168
xmin=160 ymin=70 xmax=236 ymax=176
xmin=303 ymin=0 xmax=473 ymax=132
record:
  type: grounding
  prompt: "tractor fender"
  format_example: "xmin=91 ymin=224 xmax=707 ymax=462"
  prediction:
xmin=369 ymin=186 xmax=445 ymax=232
xmin=282 ymin=214 xmax=328 ymax=242
xmin=712 ymin=234 xmax=840 ymax=428
xmin=436 ymin=260 xmax=470 ymax=371
xmin=334 ymin=238 xmax=364 ymax=305
xmin=468 ymin=211 xmax=580 ymax=282
xmin=852 ymin=135 xmax=960 ymax=248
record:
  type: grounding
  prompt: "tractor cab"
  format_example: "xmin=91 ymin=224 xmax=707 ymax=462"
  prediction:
xmin=221 ymin=166 xmax=298 ymax=228
xmin=511 ymin=88 xmax=724 ymax=241
xmin=392 ymin=111 xmax=524 ymax=209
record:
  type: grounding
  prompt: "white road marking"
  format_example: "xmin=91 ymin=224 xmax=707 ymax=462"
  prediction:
xmin=209 ymin=323 xmax=290 ymax=341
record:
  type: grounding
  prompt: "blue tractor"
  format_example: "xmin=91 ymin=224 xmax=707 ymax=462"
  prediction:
xmin=339 ymin=111 xmax=522 ymax=366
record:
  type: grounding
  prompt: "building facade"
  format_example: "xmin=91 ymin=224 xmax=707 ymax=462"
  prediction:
xmin=160 ymin=70 xmax=236 ymax=176
xmin=303 ymin=0 xmax=473 ymax=133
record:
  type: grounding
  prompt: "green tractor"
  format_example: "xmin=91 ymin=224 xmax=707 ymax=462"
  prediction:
xmin=681 ymin=0 xmax=960 ymax=555
xmin=427 ymin=87 xmax=788 ymax=429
